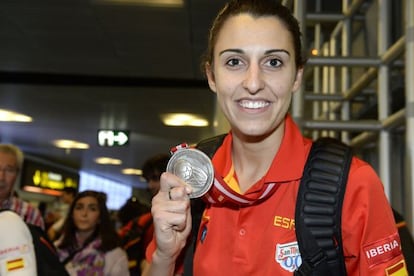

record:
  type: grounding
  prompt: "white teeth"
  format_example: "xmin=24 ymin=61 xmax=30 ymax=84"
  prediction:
xmin=239 ymin=100 xmax=269 ymax=109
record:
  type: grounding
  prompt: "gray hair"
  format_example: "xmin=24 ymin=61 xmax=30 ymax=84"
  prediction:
xmin=0 ymin=144 xmax=24 ymax=170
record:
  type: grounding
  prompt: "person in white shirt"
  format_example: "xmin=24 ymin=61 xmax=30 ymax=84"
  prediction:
xmin=0 ymin=210 xmax=37 ymax=275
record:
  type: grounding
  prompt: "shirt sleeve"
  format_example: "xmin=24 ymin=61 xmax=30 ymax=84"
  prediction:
xmin=104 ymin=247 xmax=130 ymax=276
xmin=145 ymin=238 xmax=185 ymax=274
xmin=0 ymin=211 xmax=38 ymax=275
xmin=26 ymin=205 xmax=45 ymax=230
xmin=342 ymin=158 xmax=408 ymax=275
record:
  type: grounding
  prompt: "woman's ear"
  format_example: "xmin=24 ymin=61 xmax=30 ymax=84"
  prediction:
xmin=292 ymin=66 xmax=304 ymax=93
xmin=205 ymin=62 xmax=217 ymax=93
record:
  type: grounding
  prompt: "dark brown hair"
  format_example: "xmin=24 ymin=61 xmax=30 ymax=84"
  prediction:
xmin=142 ymin=153 xmax=170 ymax=182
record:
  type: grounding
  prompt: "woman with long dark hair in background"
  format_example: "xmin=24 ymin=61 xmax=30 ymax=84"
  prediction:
xmin=55 ymin=190 xmax=130 ymax=275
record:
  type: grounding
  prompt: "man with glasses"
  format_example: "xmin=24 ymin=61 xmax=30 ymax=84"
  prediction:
xmin=0 ymin=143 xmax=44 ymax=229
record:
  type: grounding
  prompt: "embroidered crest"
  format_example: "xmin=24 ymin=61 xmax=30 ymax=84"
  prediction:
xmin=275 ymin=241 xmax=302 ymax=272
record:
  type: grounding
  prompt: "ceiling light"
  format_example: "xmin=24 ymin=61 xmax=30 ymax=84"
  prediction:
xmin=161 ymin=113 xmax=209 ymax=127
xmin=94 ymin=0 xmax=183 ymax=7
xmin=53 ymin=139 xmax=90 ymax=149
xmin=95 ymin=157 xmax=122 ymax=165
xmin=0 ymin=109 xmax=32 ymax=122
xmin=122 ymin=168 xmax=142 ymax=175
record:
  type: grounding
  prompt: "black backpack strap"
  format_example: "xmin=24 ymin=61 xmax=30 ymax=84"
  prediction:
xmin=183 ymin=198 xmax=206 ymax=276
xmin=195 ymin=134 xmax=226 ymax=159
xmin=294 ymin=137 xmax=352 ymax=276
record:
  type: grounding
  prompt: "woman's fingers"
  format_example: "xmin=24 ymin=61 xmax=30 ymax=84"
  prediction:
xmin=159 ymin=172 xmax=192 ymax=201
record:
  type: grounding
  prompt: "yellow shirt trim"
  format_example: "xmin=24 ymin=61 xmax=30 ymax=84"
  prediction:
xmin=223 ymin=164 xmax=241 ymax=193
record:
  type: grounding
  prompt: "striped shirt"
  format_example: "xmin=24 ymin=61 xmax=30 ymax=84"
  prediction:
xmin=1 ymin=196 xmax=45 ymax=229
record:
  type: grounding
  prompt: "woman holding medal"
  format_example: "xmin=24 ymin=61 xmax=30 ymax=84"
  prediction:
xmin=142 ymin=0 xmax=407 ymax=275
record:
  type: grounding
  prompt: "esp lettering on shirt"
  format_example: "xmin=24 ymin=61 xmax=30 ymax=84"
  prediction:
xmin=274 ymin=216 xmax=295 ymax=230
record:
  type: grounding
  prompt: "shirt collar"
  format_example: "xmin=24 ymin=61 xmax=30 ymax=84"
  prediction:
xmin=213 ymin=114 xmax=311 ymax=184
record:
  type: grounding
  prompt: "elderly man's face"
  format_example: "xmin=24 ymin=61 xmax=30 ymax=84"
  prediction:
xmin=0 ymin=152 xmax=18 ymax=202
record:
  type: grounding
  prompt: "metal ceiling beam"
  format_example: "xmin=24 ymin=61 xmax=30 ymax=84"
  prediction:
xmin=0 ymin=71 xmax=208 ymax=88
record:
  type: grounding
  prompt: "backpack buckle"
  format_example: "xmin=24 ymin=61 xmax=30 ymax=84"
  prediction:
xmin=295 ymin=250 xmax=326 ymax=276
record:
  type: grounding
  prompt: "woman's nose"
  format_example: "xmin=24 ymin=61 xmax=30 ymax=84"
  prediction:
xmin=242 ymin=64 xmax=265 ymax=94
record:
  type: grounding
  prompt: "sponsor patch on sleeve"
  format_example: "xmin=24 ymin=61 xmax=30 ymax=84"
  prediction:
xmin=386 ymin=260 xmax=408 ymax=276
xmin=363 ymin=233 xmax=402 ymax=268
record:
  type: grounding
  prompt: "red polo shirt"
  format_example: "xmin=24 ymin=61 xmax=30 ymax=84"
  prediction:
xmin=147 ymin=115 xmax=407 ymax=275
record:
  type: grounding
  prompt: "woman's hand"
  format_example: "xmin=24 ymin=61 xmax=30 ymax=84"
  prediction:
xmin=149 ymin=172 xmax=192 ymax=274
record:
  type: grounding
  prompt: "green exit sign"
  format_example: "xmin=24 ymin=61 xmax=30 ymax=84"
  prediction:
xmin=98 ymin=130 xmax=129 ymax=146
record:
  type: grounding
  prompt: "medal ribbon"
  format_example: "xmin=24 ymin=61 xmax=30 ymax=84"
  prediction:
xmin=170 ymin=143 xmax=190 ymax=154
xmin=204 ymin=174 xmax=279 ymax=206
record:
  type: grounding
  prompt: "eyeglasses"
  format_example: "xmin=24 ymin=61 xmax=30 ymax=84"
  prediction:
xmin=0 ymin=167 xmax=18 ymax=176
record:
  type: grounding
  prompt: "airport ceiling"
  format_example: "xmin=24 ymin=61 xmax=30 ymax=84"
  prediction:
xmin=0 ymin=0 xmax=342 ymax=188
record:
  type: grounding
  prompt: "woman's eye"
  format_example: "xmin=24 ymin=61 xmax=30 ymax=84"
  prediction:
xmin=267 ymin=58 xmax=282 ymax=67
xmin=226 ymin=58 xmax=242 ymax=67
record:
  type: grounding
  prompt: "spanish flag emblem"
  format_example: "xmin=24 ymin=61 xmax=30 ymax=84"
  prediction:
xmin=6 ymin=258 xmax=25 ymax=271
xmin=386 ymin=260 xmax=408 ymax=276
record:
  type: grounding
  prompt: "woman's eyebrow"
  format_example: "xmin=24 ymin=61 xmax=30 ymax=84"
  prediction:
xmin=219 ymin=48 xmax=243 ymax=56
xmin=219 ymin=48 xmax=291 ymax=56
xmin=264 ymin=49 xmax=290 ymax=56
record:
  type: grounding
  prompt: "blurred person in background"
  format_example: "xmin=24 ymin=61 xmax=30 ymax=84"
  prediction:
xmin=119 ymin=153 xmax=170 ymax=275
xmin=48 ymin=186 xmax=78 ymax=241
xmin=0 ymin=210 xmax=38 ymax=275
xmin=118 ymin=196 xmax=150 ymax=228
xmin=0 ymin=209 xmax=70 ymax=276
xmin=0 ymin=143 xmax=44 ymax=229
xmin=142 ymin=153 xmax=170 ymax=197
xmin=118 ymin=196 xmax=151 ymax=275
xmin=55 ymin=190 xmax=129 ymax=275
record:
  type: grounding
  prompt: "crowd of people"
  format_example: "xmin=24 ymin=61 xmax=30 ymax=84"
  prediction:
xmin=0 ymin=140 xmax=168 ymax=275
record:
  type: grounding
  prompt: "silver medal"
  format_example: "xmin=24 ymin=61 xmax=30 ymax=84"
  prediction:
xmin=166 ymin=148 xmax=214 ymax=198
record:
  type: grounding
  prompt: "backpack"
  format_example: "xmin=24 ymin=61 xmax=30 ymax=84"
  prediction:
xmin=183 ymin=134 xmax=412 ymax=275
xmin=393 ymin=209 xmax=414 ymax=275
xmin=27 ymin=224 xmax=69 ymax=276
xmin=119 ymin=215 xmax=153 ymax=275
xmin=0 ymin=209 xmax=69 ymax=276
